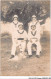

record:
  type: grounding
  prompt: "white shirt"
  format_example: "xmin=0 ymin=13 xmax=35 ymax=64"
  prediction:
xmin=10 ymin=21 xmax=23 ymax=35
xmin=28 ymin=21 xmax=41 ymax=40
xmin=12 ymin=29 xmax=28 ymax=41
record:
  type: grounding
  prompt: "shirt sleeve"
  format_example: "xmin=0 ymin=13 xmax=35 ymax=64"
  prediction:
xmin=27 ymin=32 xmax=31 ymax=40
xmin=36 ymin=22 xmax=41 ymax=40
xmin=28 ymin=22 xmax=31 ymax=33
xmin=24 ymin=31 xmax=28 ymax=40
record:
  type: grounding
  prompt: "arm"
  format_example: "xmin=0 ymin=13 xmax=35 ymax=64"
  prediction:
xmin=24 ymin=31 xmax=28 ymax=41
xmin=36 ymin=22 xmax=41 ymax=40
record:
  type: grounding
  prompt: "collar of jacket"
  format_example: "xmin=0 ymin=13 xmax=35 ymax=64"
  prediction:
xmin=13 ymin=21 xmax=18 ymax=27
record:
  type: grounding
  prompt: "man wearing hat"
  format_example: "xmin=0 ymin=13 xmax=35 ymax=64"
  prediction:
xmin=27 ymin=15 xmax=41 ymax=58
xmin=10 ymin=14 xmax=24 ymax=59
xmin=10 ymin=22 xmax=27 ymax=59
xmin=10 ymin=14 xmax=23 ymax=36
xmin=28 ymin=15 xmax=40 ymax=32
xmin=10 ymin=14 xmax=22 ymax=31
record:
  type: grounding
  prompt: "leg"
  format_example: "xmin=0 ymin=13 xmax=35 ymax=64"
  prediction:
xmin=18 ymin=41 xmax=26 ymax=58
xmin=36 ymin=41 xmax=41 ymax=56
xmin=11 ymin=42 xmax=17 ymax=56
xmin=27 ymin=41 xmax=32 ymax=55
xmin=20 ymin=41 xmax=26 ymax=52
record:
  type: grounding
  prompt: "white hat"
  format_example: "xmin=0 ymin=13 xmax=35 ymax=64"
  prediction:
xmin=32 ymin=15 xmax=36 ymax=18
xmin=13 ymin=15 xmax=18 ymax=18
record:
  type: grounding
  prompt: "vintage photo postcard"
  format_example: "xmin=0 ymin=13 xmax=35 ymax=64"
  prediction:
xmin=0 ymin=0 xmax=50 ymax=77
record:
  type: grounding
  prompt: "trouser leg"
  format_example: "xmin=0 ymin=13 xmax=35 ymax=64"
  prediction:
xmin=20 ymin=41 xmax=26 ymax=52
xmin=11 ymin=43 xmax=17 ymax=56
xmin=36 ymin=41 xmax=41 ymax=55
xmin=27 ymin=42 xmax=32 ymax=55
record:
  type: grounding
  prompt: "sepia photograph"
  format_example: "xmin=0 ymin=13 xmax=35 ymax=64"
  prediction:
xmin=0 ymin=0 xmax=50 ymax=76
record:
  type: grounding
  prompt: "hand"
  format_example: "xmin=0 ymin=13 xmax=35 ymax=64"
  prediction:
xmin=30 ymin=39 xmax=32 ymax=43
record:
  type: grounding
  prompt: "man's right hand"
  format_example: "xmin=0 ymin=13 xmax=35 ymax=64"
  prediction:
xmin=30 ymin=39 xmax=32 ymax=43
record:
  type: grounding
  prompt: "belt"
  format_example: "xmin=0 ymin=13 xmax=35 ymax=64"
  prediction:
xmin=17 ymin=38 xmax=24 ymax=40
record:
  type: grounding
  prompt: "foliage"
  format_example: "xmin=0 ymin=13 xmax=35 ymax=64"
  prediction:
xmin=1 ymin=1 xmax=50 ymax=27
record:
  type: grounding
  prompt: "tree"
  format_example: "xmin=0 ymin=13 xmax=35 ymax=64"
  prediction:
xmin=1 ymin=0 xmax=50 ymax=25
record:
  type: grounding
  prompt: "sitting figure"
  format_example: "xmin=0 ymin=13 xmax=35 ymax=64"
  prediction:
xmin=10 ymin=23 xmax=27 ymax=59
xmin=27 ymin=15 xmax=42 ymax=58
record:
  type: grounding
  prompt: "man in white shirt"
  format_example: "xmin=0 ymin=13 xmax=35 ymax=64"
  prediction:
xmin=10 ymin=23 xmax=27 ymax=59
xmin=27 ymin=15 xmax=41 ymax=58
xmin=10 ymin=14 xmax=22 ymax=34
xmin=10 ymin=14 xmax=23 ymax=59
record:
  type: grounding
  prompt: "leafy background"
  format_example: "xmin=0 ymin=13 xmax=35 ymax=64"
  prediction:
xmin=1 ymin=0 xmax=50 ymax=25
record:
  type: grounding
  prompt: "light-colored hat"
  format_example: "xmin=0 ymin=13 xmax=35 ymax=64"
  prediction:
xmin=13 ymin=15 xmax=18 ymax=18
xmin=32 ymin=15 xmax=36 ymax=18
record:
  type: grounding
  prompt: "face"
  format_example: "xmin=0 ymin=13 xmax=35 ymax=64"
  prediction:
xmin=13 ymin=17 xmax=18 ymax=21
xmin=32 ymin=17 xmax=36 ymax=21
xmin=18 ymin=25 xmax=23 ymax=30
xmin=31 ymin=25 xmax=36 ymax=30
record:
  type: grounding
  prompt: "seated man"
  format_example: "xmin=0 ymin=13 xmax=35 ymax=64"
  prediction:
xmin=10 ymin=23 xmax=27 ymax=59
xmin=27 ymin=23 xmax=42 ymax=58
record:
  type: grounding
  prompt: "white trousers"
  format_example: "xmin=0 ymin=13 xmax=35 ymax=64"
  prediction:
xmin=27 ymin=40 xmax=41 ymax=55
xmin=11 ymin=40 xmax=26 ymax=56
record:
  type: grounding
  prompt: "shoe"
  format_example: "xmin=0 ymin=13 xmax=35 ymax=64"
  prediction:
xmin=28 ymin=55 xmax=32 ymax=58
xmin=36 ymin=55 xmax=40 ymax=58
xmin=10 ymin=55 xmax=14 ymax=59
xmin=40 ymin=51 xmax=41 ymax=53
